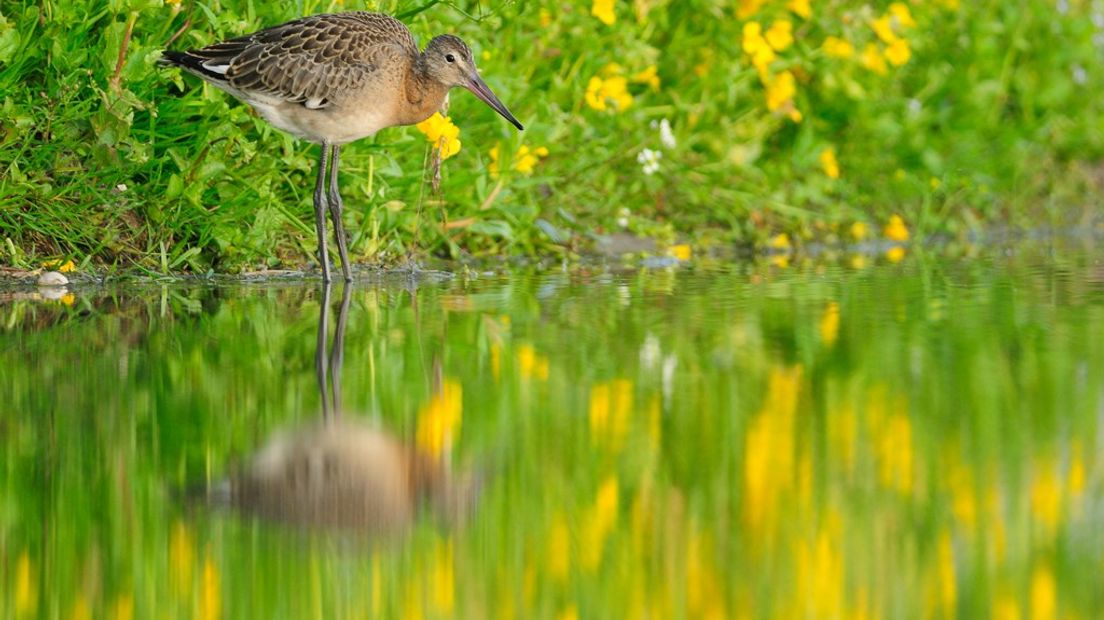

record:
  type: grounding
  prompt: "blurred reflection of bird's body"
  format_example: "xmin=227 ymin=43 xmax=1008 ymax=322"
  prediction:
xmin=210 ymin=284 xmax=477 ymax=534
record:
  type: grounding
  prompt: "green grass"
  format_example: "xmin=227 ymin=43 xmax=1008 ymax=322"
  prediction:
xmin=1 ymin=0 xmax=1102 ymax=274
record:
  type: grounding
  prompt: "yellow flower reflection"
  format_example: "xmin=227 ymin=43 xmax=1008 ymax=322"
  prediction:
xmin=430 ymin=538 xmax=455 ymax=613
xmin=590 ymin=379 xmax=633 ymax=453
xmin=199 ymin=552 xmax=221 ymax=620
xmin=820 ymin=302 xmax=840 ymax=346
xmin=415 ymin=112 xmax=461 ymax=160
xmin=796 ymin=523 xmax=844 ymax=617
xmin=516 ymin=344 xmax=550 ymax=381
xmin=169 ymin=520 xmax=194 ymax=597
xmin=547 ymin=512 xmax=571 ymax=582
xmin=416 ymin=379 xmax=463 ymax=457
xmin=15 ymin=550 xmax=36 ymax=616
xmin=1030 ymin=563 xmax=1056 ymax=620
xmin=581 ymin=476 xmax=619 ymax=571
xmin=743 ymin=365 xmax=802 ymax=533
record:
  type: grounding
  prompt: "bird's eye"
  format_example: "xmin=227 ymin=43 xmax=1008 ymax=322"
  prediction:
xmin=445 ymin=53 xmax=456 ymax=63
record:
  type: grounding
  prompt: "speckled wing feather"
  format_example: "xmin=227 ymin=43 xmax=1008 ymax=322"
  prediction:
xmin=170 ymin=12 xmax=417 ymax=108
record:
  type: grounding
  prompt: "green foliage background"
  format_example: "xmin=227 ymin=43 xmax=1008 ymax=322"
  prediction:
xmin=1 ymin=0 xmax=1102 ymax=273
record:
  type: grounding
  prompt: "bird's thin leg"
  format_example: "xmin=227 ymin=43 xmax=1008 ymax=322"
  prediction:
xmin=314 ymin=143 xmax=332 ymax=283
xmin=328 ymin=144 xmax=353 ymax=282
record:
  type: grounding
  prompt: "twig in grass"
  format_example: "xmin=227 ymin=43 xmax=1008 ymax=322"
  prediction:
xmin=165 ymin=14 xmax=193 ymax=49
xmin=110 ymin=13 xmax=138 ymax=92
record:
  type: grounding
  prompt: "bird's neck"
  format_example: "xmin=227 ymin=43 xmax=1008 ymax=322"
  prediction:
xmin=401 ymin=56 xmax=450 ymax=125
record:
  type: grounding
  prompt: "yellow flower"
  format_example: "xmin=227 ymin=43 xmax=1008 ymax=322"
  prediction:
xmin=591 ymin=0 xmax=615 ymax=25
xmin=768 ymin=233 xmax=791 ymax=250
xmin=497 ymin=144 xmax=540 ymax=176
xmin=585 ymin=74 xmax=633 ymax=111
xmin=490 ymin=144 xmax=549 ymax=177
xmin=765 ymin=70 xmax=796 ymax=111
xmin=861 ymin=43 xmax=888 ymax=75
xmin=416 ymin=379 xmax=463 ymax=457
xmin=43 ymin=259 xmax=76 ymax=273
xmin=742 ymin=22 xmax=777 ymax=76
xmin=884 ymin=214 xmax=910 ymax=241
xmin=886 ymin=246 xmax=906 ymax=263
xmin=889 ymin=2 xmax=917 ymax=28
xmin=787 ymin=0 xmax=811 ymax=19
xmin=870 ymin=15 xmax=898 ymax=45
xmin=819 ymin=147 xmax=840 ymax=179
xmin=742 ymin=22 xmax=764 ymax=54
xmin=539 ymin=8 xmax=553 ymax=27
xmin=667 ymin=244 xmax=692 ymax=261
xmin=488 ymin=144 xmax=501 ymax=176
xmin=630 ymin=65 xmax=660 ymax=90
xmin=737 ymin=0 xmax=767 ymax=19
xmin=416 ymin=112 xmax=461 ymax=160
xmin=765 ymin=20 xmax=794 ymax=52
xmin=823 ymin=36 xmax=855 ymax=58
xmin=884 ymin=37 xmax=911 ymax=66
xmin=849 ymin=221 xmax=868 ymax=241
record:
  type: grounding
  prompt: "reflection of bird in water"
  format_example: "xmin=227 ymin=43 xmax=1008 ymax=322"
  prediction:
xmin=209 ymin=284 xmax=478 ymax=534
xmin=224 ymin=419 xmax=475 ymax=533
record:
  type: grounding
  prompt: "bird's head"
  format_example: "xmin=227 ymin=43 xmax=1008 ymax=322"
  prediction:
xmin=424 ymin=35 xmax=523 ymax=130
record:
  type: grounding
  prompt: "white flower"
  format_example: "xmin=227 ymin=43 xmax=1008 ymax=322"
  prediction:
xmin=658 ymin=118 xmax=676 ymax=149
xmin=617 ymin=207 xmax=630 ymax=228
xmin=637 ymin=148 xmax=662 ymax=175
xmin=1072 ymin=64 xmax=1088 ymax=85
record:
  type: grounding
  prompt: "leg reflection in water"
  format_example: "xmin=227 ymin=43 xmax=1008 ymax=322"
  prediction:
xmin=209 ymin=283 xmax=480 ymax=536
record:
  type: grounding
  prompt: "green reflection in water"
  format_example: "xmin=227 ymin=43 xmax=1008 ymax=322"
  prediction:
xmin=1 ymin=254 xmax=1103 ymax=619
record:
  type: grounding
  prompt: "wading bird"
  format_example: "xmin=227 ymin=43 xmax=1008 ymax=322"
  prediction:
xmin=161 ymin=12 xmax=524 ymax=281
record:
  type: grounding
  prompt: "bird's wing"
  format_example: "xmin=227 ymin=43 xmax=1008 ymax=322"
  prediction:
xmin=184 ymin=12 xmax=418 ymax=109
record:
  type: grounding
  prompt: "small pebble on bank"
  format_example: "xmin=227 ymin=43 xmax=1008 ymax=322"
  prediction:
xmin=37 ymin=271 xmax=69 ymax=287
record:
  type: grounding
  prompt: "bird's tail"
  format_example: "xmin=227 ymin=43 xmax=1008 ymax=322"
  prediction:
xmin=158 ymin=50 xmax=229 ymax=82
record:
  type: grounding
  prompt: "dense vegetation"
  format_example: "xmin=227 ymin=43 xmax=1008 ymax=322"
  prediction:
xmin=1 ymin=0 xmax=1102 ymax=273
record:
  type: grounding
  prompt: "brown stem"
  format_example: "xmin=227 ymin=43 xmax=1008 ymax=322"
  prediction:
xmin=110 ymin=12 xmax=137 ymax=92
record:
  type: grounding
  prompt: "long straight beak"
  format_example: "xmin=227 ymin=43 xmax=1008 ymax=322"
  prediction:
xmin=466 ymin=73 xmax=524 ymax=131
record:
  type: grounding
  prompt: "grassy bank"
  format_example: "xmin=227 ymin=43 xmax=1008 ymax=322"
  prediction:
xmin=1 ymin=0 xmax=1102 ymax=273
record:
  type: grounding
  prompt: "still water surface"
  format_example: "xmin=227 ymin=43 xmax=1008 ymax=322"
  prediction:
xmin=2 ymin=250 xmax=1103 ymax=618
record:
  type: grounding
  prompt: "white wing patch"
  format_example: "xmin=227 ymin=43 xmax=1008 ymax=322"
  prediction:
xmin=201 ymin=60 xmax=231 ymax=75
